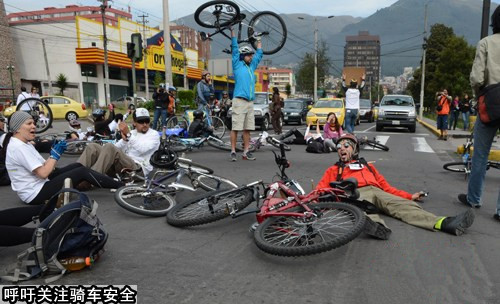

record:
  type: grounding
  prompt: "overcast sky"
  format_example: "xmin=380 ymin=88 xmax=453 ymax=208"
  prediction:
xmin=5 ymin=0 xmax=400 ymax=24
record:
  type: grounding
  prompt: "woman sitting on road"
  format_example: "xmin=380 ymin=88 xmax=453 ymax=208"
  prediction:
xmin=2 ymin=111 xmax=123 ymax=205
xmin=323 ymin=112 xmax=343 ymax=151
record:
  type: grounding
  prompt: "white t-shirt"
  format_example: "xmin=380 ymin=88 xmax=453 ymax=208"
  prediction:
xmin=17 ymin=92 xmax=31 ymax=109
xmin=5 ymin=137 xmax=48 ymax=203
xmin=114 ymin=128 xmax=160 ymax=175
xmin=345 ymin=88 xmax=361 ymax=109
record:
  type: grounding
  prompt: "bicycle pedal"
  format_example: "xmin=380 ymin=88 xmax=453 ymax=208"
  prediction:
xmin=249 ymin=222 xmax=259 ymax=232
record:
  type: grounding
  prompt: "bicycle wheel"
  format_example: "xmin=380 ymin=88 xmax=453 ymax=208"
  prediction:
xmin=177 ymin=157 xmax=214 ymax=174
xmin=210 ymin=116 xmax=226 ymax=138
xmin=364 ymin=140 xmax=389 ymax=151
xmin=65 ymin=140 xmax=88 ymax=155
xmin=166 ymin=188 xmax=254 ymax=227
xmin=166 ymin=138 xmax=189 ymax=153
xmin=194 ymin=0 xmax=240 ymax=29
xmin=166 ymin=116 xmax=189 ymax=130
xmin=207 ymin=137 xmax=255 ymax=152
xmin=248 ymin=11 xmax=287 ymax=55
xmin=488 ymin=161 xmax=500 ymax=170
xmin=197 ymin=174 xmax=238 ymax=191
xmin=443 ymin=161 xmax=466 ymax=173
xmin=254 ymin=202 xmax=365 ymax=257
xmin=114 ymin=185 xmax=176 ymax=217
xmin=266 ymin=137 xmax=291 ymax=151
xmin=16 ymin=97 xmax=53 ymax=133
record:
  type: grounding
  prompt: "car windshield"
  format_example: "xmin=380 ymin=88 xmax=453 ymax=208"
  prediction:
xmin=315 ymin=100 xmax=343 ymax=108
xmin=381 ymin=96 xmax=414 ymax=106
xmin=360 ymin=99 xmax=371 ymax=108
xmin=254 ymin=94 xmax=267 ymax=105
xmin=284 ymin=101 xmax=302 ymax=109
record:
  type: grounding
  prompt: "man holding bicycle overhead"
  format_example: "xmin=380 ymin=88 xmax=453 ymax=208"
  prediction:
xmin=316 ymin=133 xmax=475 ymax=239
xmin=229 ymin=27 xmax=263 ymax=161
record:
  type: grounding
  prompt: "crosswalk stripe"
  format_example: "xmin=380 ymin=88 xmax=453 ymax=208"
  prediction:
xmin=412 ymin=137 xmax=434 ymax=153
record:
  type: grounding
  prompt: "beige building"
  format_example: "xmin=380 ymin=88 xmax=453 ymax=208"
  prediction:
xmin=268 ymin=67 xmax=295 ymax=96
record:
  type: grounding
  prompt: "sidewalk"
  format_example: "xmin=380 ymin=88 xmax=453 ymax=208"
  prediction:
xmin=417 ymin=117 xmax=500 ymax=161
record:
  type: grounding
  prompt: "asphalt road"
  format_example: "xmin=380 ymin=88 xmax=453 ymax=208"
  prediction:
xmin=1 ymin=120 xmax=499 ymax=304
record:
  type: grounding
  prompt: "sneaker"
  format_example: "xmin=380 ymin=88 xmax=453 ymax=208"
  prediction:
xmin=363 ymin=217 xmax=392 ymax=240
xmin=230 ymin=152 xmax=237 ymax=162
xmin=242 ymin=152 xmax=256 ymax=161
xmin=457 ymin=194 xmax=480 ymax=208
xmin=440 ymin=209 xmax=475 ymax=236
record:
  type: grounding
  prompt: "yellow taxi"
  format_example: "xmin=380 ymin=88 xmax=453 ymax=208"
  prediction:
xmin=306 ymin=98 xmax=345 ymax=126
xmin=3 ymin=96 xmax=88 ymax=121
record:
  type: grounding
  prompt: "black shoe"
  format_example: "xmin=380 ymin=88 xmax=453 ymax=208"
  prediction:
xmin=363 ymin=217 xmax=392 ymax=240
xmin=457 ymin=194 xmax=480 ymax=208
xmin=440 ymin=209 xmax=475 ymax=236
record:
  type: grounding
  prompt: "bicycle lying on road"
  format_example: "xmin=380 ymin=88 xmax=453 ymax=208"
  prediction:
xmin=166 ymin=105 xmax=226 ymax=138
xmin=357 ymin=135 xmax=389 ymax=151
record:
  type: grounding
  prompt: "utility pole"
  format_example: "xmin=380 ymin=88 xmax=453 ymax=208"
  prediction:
xmin=481 ymin=0 xmax=491 ymax=39
xmin=419 ymin=3 xmax=428 ymax=120
xmin=313 ymin=17 xmax=318 ymax=102
xmin=162 ymin=0 xmax=173 ymax=87
xmin=41 ymin=39 xmax=53 ymax=95
xmin=99 ymin=0 xmax=111 ymax=106
xmin=7 ymin=64 xmax=15 ymax=102
xmin=138 ymin=14 xmax=150 ymax=99
xmin=179 ymin=25 xmax=188 ymax=89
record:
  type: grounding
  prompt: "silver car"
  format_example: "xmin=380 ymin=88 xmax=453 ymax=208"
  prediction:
xmin=376 ymin=95 xmax=416 ymax=133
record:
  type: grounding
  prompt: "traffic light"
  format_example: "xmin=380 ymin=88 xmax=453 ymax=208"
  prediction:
xmin=127 ymin=42 xmax=135 ymax=59
xmin=131 ymin=33 xmax=143 ymax=62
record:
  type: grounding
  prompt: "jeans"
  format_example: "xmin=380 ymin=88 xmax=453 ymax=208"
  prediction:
xmin=466 ymin=118 xmax=500 ymax=214
xmin=448 ymin=111 xmax=459 ymax=130
xmin=197 ymin=104 xmax=212 ymax=126
xmin=152 ymin=108 xmax=167 ymax=130
xmin=344 ymin=108 xmax=358 ymax=134
xmin=461 ymin=112 xmax=470 ymax=130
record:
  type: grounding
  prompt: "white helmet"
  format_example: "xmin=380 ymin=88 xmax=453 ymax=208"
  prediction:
xmin=239 ymin=45 xmax=255 ymax=55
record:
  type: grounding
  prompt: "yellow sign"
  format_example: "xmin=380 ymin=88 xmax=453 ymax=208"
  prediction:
xmin=141 ymin=45 xmax=185 ymax=73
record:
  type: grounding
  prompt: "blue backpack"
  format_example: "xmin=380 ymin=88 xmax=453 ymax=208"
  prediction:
xmin=1 ymin=189 xmax=108 ymax=283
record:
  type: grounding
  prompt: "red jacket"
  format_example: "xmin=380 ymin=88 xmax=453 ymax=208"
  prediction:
xmin=315 ymin=161 xmax=413 ymax=200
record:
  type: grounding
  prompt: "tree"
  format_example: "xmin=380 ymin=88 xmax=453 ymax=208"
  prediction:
xmin=285 ymin=83 xmax=291 ymax=97
xmin=153 ymin=71 xmax=164 ymax=88
xmin=295 ymin=41 xmax=331 ymax=96
xmin=55 ymin=73 xmax=68 ymax=95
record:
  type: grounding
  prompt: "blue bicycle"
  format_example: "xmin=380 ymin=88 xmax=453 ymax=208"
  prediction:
xmin=165 ymin=105 xmax=226 ymax=138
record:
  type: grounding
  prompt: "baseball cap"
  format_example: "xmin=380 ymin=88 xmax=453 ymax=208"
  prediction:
xmin=134 ymin=108 xmax=150 ymax=119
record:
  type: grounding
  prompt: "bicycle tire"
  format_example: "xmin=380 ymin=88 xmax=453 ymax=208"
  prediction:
xmin=197 ymin=174 xmax=238 ymax=191
xmin=207 ymin=137 xmax=255 ymax=152
xmin=254 ymin=202 xmax=365 ymax=257
xmin=16 ymin=97 xmax=53 ymax=133
xmin=166 ymin=188 xmax=254 ymax=227
xmin=443 ymin=161 xmax=466 ymax=173
xmin=65 ymin=140 xmax=88 ymax=155
xmin=166 ymin=138 xmax=189 ymax=153
xmin=194 ymin=0 xmax=240 ymax=29
xmin=114 ymin=185 xmax=176 ymax=217
xmin=364 ymin=140 xmax=389 ymax=151
xmin=266 ymin=137 xmax=291 ymax=151
xmin=166 ymin=116 xmax=190 ymax=130
xmin=488 ymin=161 xmax=500 ymax=170
xmin=177 ymin=157 xmax=214 ymax=174
xmin=210 ymin=115 xmax=226 ymax=138
xmin=248 ymin=11 xmax=287 ymax=55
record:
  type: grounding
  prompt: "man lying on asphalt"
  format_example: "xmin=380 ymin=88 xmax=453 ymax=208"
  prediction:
xmin=315 ymin=133 xmax=475 ymax=239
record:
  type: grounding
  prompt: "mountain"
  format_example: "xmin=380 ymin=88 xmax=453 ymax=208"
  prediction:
xmin=175 ymin=0 xmax=498 ymax=76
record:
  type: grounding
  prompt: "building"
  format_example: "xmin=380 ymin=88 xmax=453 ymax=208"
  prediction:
xmin=0 ymin=0 xmax=21 ymax=106
xmin=170 ymin=25 xmax=210 ymax=63
xmin=267 ymin=67 xmax=294 ymax=96
xmin=344 ymin=31 xmax=380 ymax=86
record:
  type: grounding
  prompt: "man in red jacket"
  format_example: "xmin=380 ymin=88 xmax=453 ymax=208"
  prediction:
xmin=316 ymin=134 xmax=475 ymax=239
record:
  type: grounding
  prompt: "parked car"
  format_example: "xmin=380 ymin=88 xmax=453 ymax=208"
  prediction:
xmin=359 ymin=98 xmax=374 ymax=122
xmin=296 ymin=97 xmax=314 ymax=106
xmin=376 ymin=94 xmax=416 ymax=132
xmin=282 ymin=99 xmax=308 ymax=125
xmin=3 ymin=95 xmax=88 ymax=121
xmin=306 ymin=98 xmax=345 ymax=127
xmin=227 ymin=92 xmax=271 ymax=130
xmin=114 ymin=96 xmax=147 ymax=105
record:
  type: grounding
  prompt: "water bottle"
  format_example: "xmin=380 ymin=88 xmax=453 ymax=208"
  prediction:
xmin=462 ymin=153 xmax=468 ymax=164
xmin=59 ymin=256 xmax=93 ymax=271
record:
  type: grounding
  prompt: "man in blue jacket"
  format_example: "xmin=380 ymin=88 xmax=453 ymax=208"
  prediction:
xmin=229 ymin=28 xmax=263 ymax=161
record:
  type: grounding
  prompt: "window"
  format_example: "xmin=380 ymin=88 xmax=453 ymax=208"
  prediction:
xmin=81 ymin=64 xmax=97 ymax=77
xmin=50 ymin=97 xmax=69 ymax=105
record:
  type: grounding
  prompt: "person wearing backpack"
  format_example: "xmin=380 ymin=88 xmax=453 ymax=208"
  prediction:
xmin=3 ymin=111 xmax=123 ymax=205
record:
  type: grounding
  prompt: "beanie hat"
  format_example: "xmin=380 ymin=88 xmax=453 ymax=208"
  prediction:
xmin=9 ymin=111 xmax=32 ymax=133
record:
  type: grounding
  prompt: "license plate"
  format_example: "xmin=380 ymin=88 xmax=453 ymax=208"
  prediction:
xmin=318 ymin=118 xmax=326 ymax=123
xmin=284 ymin=116 xmax=288 ymax=119
xmin=392 ymin=120 xmax=400 ymax=125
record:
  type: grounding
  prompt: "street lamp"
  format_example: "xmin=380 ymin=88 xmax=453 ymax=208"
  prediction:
xmin=298 ymin=15 xmax=334 ymax=102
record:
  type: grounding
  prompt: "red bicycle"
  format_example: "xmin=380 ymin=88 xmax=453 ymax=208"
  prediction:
xmin=167 ymin=144 xmax=366 ymax=257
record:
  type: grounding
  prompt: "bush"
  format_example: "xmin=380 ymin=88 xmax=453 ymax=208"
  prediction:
xmin=140 ymin=100 xmax=154 ymax=111
xmin=177 ymin=90 xmax=196 ymax=111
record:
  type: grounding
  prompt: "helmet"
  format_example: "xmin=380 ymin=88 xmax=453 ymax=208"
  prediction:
xmin=222 ymin=91 xmax=228 ymax=95
xmin=150 ymin=147 xmax=178 ymax=169
xmin=168 ymin=86 xmax=177 ymax=92
xmin=69 ymin=119 xmax=81 ymax=127
xmin=239 ymin=45 xmax=255 ymax=55
xmin=159 ymin=83 xmax=166 ymax=89
xmin=92 ymin=108 xmax=106 ymax=118
xmin=193 ymin=110 xmax=204 ymax=120
xmin=336 ymin=133 xmax=359 ymax=158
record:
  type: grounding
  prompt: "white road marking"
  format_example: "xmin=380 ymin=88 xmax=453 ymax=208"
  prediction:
xmin=359 ymin=125 xmax=375 ymax=133
xmin=412 ymin=137 xmax=434 ymax=153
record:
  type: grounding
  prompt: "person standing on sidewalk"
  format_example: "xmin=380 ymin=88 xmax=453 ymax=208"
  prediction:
xmin=458 ymin=6 xmax=500 ymax=222
xmin=459 ymin=94 xmax=472 ymax=131
xmin=341 ymin=73 xmax=365 ymax=134
xmin=229 ymin=27 xmax=263 ymax=161
xmin=196 ymin=71 xmax=214 ymax=126
xmin=152 ymin=84 xmax=169 ymax=130
xmin=436 ymin=89 xmax=451 ymax=140
xmin=448 ymin=95 xmax=460 ymax=130
xmin=270 ymin=87 xmax=282 ymax=135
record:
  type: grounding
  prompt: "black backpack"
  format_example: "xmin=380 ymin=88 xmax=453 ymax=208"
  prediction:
xmin=306 ymin=140 xmax=326 ymax=153
xmin=1 ymin=189 xmax=108 ymax=283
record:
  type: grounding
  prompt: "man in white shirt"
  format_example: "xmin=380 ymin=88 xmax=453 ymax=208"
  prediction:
xmin=16 ymin=87 xmax=30 ymax=105
xmin=341 ymin=73 xmax=365 ymax=134
xmin=78 ymin=108 xmax=160 ymax=177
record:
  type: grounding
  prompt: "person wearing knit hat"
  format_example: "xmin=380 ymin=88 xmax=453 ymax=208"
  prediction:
xmin=2 ymin=111 xmax=123 ymax=204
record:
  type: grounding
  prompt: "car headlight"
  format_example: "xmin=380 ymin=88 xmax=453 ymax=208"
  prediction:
xmin=378 ymin=109 xmax=384 ymax=116
xmin=408 ymin=109 xmax=416 ymax=116
xmin=255 ymin=110 xmax=262 ymax=116
xmin=307 ymin=112 xmax=316 ymax=117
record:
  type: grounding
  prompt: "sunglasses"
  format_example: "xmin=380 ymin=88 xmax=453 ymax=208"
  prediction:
xmin=136 ymin=119 xmax=150 ymax=124
xmin=336 ymin=141 xmax=353 ymax=150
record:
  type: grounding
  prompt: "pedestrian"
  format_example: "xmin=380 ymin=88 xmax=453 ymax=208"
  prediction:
xmin=435 ymin=89 xmax=451 ymax=140
xmin=30 ymin=87 xmax=40 ymax=99
xmin=270 ymin=87 xmax=282 ymax=135
xmin=196 ymin=71 xmax=214 ymax=125
xmin=228 ymin=26 xmax=263 ymax=161
xmin=459 ymin=94 xmax=472 ymax=131
xmin=152 ymin=83 xmax=169 ymax=130
xmin=16 ymin=87 xmax=30 ymax=105
xmin=341 ymin=73 xmax=366 ymax=134
xmin=167 ymin=86 xmax=177 ymax=120
xmin=316 ymin=133 xmax=475 ymax=239
xmin=458 ymin=6 xmax=500 ymax=222
xmin=448 ymin=95 xmax=460 ymax=130
xmin=219 ymin=91 xmax=232 ymax=124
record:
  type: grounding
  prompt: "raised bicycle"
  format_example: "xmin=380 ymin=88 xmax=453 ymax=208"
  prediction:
xmin=15 ymin=97 xmax=54 ymax=133
xmin=195 ymin=0 xmax=287 ymax=55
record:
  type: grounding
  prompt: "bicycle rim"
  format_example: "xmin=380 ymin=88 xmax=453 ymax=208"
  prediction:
xmin=254 ymin=202 xmax=365 ymax=257
xmin=443 ymin=161 xmax=466 ymax=173
xmin=65 ymin=141 xmax=87 ymax=155
xmin=249 ymin=11 xmax=287 ymax=55
xmin=364 ymin=140 xmax=389 ymax=151
xmin=16 ymin=98 xmax=53 ymax=133
xmin=207 ymin=137 xmax=241 ymax=152
xmin=114 ymin=185 xmax=176 ymax=217
xmin=197 ymin=174 xmax=238 ymax=191
xmin=210 ymin=116 xmax=226 ymax=138
xmin=166 ymin=116 xmax=189 ymax=130
xmin=194 ymin=0 xmax=240 ymax=29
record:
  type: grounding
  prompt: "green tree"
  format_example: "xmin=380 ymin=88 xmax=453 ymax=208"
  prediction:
xmin=153 ymin=71 xmax=165 ymax=88
xmin=296 ymin=41 xmax=331 ymax=96
xmin=55 ymin=73 xmax=68 ymax=95
xmin=285 ymin=83 xmax=291 ymax=97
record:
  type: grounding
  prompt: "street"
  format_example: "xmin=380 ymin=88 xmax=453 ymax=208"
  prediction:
xmin=1 ymin=120 xmax=499 ymax=304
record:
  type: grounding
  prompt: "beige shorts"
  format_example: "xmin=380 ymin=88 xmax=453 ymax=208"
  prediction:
xmin=231 ymin=98 xmax=255 ymax=131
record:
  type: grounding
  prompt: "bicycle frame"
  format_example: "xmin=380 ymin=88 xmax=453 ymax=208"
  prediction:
xmin=201 ymin=13 xmax=253 ymax=46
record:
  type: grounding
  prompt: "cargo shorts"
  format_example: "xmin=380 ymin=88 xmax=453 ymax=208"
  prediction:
xmin=231 ymin=97 xmax=255 ymax=131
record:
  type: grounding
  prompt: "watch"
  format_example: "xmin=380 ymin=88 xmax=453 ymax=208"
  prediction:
xmin=125 ymin=133 xmax=132 ymax=140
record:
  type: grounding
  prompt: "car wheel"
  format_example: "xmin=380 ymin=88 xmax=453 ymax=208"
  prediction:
xmin=65 ymin=111 xmax=78 ymax=121
xmin=376 ymin=124 xmax=383 ymax=131
xmin=261 ymin=115 xmax=269 ymax=131
xmin=409 ymin=125 xmax=416 ymax=133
